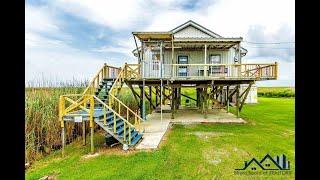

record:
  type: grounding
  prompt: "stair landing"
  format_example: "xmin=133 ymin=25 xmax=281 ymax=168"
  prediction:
xmin=135 ymin=106 xmax=245 ymax=150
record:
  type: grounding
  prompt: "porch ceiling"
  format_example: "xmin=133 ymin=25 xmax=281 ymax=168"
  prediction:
xmin=165 ymin=42 xmax=237 ymax=50
xmin=132 ymin=32 xmax=173 ymax=41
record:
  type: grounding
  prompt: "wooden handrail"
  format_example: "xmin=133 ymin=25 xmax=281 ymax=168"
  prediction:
xmin=93 ymin=96 xmax=135 ymax=128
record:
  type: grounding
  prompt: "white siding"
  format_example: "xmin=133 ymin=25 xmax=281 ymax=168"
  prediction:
xmin=174 ymin=26 xmax=212 ymax=38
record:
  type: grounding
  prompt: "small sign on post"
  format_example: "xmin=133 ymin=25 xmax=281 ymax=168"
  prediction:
xmin=74 ymin=116 xmax=83 ymax=122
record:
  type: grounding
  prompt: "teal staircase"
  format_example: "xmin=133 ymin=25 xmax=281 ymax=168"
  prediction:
xmin=62 ymin=77 xmax=143 ymax=148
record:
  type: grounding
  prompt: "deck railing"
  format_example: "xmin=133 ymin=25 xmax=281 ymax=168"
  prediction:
xmin=125 ymin=62 xmax=278 ymax=80
xmin=83 ymin=64 xmax=121 ymax=95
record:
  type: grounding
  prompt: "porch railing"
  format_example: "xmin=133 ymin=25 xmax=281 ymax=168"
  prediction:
xmin=126 ymin=62 xmax=278 ymax=80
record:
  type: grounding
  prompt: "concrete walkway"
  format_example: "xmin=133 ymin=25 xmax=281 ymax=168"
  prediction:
xmin=135 ymin=106 xmax=245 ymax=150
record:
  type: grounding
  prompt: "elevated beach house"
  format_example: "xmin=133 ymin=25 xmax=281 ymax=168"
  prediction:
xmin=59 ymin=20 xmax=277 ymax=153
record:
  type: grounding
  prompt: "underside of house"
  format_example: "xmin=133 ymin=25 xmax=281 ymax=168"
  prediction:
xmin=59 ymin=20 xmax=278 ymax=153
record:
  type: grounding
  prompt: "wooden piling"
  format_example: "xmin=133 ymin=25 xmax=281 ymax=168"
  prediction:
xmin=226 ymin=86 xmax=230 ymax=113
xmin=171 ymin=87 xmax=175 ymax=119
xmin=82 ymin=121 xmax=86 ymax=146
xmin=90 ymin=127 xmax=94 ymax=154
xmin=236 ymin=85 xmax=240 ymax=118
xmin=204 ymin=87 xmax=208 ymax=119
xmin=61 ymin=125 xmax=65 ymax=157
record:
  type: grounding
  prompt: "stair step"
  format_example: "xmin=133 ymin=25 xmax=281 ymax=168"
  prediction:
xmin=119 ymin=127 xmax=134 ymax=138
xmin=107 ymin=119 xmax=123 ymax=128
xmin=130 ymin=130 xmax=138 ymax=140
xmin=130 ymin=134 xmax=142 ymax=146
xmin=116 ymin=126 xmax=125 ymax=134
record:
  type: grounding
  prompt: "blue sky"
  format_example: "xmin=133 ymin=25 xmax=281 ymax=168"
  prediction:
xmin=25 ymin=0 xmax=295 ymax=86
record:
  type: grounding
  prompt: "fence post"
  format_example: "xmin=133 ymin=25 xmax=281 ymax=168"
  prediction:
xmin=89 ymin=96 xmax=95 ymax=154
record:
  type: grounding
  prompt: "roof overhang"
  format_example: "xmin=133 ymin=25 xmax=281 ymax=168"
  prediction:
xmin=132 ymin=32 xmax=173 ymax=41
xmin=173 ymin=37 xmax=243 ymax=43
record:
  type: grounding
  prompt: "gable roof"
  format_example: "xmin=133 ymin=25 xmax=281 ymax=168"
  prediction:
xmin=170 ymin=20 xmax=222 ymax=38
xmin=235 ymin=158 xmax=265 ymax=170
xmin=259 ymin=154 xmax=283 ymax=170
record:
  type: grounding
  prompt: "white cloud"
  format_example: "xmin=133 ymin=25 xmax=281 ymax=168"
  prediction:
xmin=51 ymin=0 xmax=147 ymax=30
xmin=25 ymin=4 xmax=60 ymax=34
xmin=26 ymin=0 xmax=295 ymax=86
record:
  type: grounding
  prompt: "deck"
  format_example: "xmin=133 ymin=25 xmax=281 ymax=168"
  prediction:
xmin=124 ymin=63 xmax=278 ymax=84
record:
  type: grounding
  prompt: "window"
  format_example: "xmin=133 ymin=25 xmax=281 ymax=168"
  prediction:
xmin=152 ymin=52 xmax=160 ymax=70
xmin=178 ymin=55 xmax=188 ymax=76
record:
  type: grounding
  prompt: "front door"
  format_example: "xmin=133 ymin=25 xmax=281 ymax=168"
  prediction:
xmin=208 ymin=54 xmax=224 ymax=75
xmin=178 ymin=55 xmax=188 ymax=76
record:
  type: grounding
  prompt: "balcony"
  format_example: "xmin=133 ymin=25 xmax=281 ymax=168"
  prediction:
xmin=124 ymin=62 xmax=278 ymax=81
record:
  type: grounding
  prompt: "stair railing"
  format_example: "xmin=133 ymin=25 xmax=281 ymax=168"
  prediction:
xmin=93 ymin=95 xmax=137 ymax=144
xmin=108 ymin=64 xmax=145 ymax=130
xmin=83 ymin=64 xmax=121 ymax=96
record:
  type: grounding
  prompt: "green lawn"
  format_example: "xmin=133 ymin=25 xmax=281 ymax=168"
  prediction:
xmin=26 ymin=97 xmax=295 ymax=179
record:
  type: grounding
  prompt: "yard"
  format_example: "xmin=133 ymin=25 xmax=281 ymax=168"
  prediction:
xmin=26 ymin=96 xmax=295 ymax=179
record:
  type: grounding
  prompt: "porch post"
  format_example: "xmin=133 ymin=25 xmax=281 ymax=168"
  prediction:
xmin=160 ymin=41 xmax=163 ymax=122
xmin=204 ymin=44 xmax=207 ymax=77
xmin=171 ymin=35 xmax=174 ymax=78
xmin=238 ymin=43 xmax=241 ymax=77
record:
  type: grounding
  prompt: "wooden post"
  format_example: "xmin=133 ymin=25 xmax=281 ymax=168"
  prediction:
xmin=82 ymin=121 xmax=86 ymax=146
xmin=226 ymin=86 xmax=230 ymax=113
xmin=155 ymin=86 xmax=159 ymax=106
xmin=204 ymin=87 xmax=208 ymax=119
xmin=171 ymin=35 xmax=174 ymax=78
xmin=90 ymin=126 xmax=94 ymax=154
xmin=204 ymin=44 xmax=207 ymax=77
xmin=61 ymin=123 xmax=65 ymax=157
xmin=176 ymin=88 xmax=180 ymax=110
xmin=236 ymin=85 xmax=240 ymax=118
xmin=149 ymin=86 xmax=152 ymax=114
xmin=142 ymin=79 xmax=146 ymax=120
xmin=171 ymin=87 xmax=175 ymax=119
xmin=139 ymin=86 xmax=143 ymax=118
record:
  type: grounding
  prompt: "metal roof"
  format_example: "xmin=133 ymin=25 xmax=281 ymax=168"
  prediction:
xmin=132 ymin=32 xmax=173 ymax=41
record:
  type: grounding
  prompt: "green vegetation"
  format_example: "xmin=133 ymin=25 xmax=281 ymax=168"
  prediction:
xmin=25 ymin=87 xmax=84 ymax=162
xmin=26 ymin=97 xmax=295 ymax=179
xmin=258 ymin=87 xmax=295 ymax=98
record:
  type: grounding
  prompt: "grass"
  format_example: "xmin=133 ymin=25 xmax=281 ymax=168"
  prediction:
xmin=258 ymin=87 xmax=295 ymax=98
xmin=26 ymin=97 xmax=295 ymax=179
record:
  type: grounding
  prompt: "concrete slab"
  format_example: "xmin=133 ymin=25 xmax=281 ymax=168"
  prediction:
xmin=135 ymin=106 xmax=245 ymax=150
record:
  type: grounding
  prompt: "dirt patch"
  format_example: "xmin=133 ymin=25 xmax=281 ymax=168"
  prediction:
xmin=189 ymin=131 xmax=234 ymax=140
xmin=203 ymin=148 xmax=230 ymax=165
xmin=82 ymin=152 xmax=100 ymax=159
xmin=282 ymin=129 xmax=295 ymax=137
xmin=39 ymin=173 xmax=59 ymax=180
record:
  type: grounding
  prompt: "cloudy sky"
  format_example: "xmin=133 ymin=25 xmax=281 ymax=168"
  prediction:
xmin=26 ymin=0 xmax=295 ymax=86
